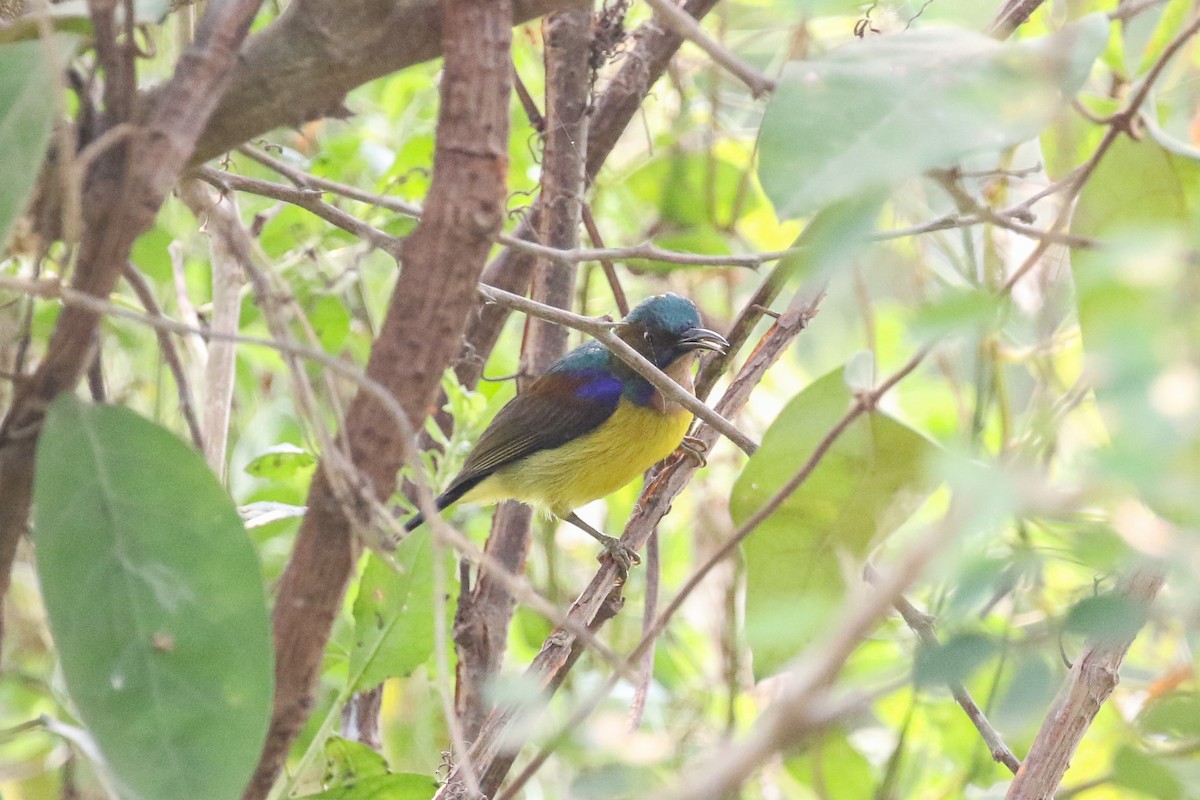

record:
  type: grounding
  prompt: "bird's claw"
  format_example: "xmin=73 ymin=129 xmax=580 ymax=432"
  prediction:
xmin=678 ymin=435 xmax=708 ymax=468
xmin=596 ymin=534 xmax=641 ymax=572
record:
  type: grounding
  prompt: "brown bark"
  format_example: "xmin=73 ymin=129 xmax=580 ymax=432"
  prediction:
xmin=1005 ymin=568 xmax=1166 ymax=800
xmin=241 ymin=0 xmax=513 ymax=795
xmin=185 ymin=0 xmax=580 ymax=165
xmin=452 ymin=2 xmax=593 ymax=741
xmin=0 ymin=0 xmax=265 ymax=648
xmin=451 ymin=0 xmax=723 ymax=394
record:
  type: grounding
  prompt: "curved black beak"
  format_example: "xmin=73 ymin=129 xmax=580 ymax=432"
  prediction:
xmin=678 ymin=327 xmax=729 ymax=355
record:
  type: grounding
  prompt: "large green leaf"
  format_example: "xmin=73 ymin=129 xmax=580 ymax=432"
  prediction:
xmin=1070 ymin=137 xmax=1200 ymax=525
xmin=731 ymin=367 xmax=938 ymax=677
xmin=348 ymin=529 xmax=437 ymax=690
xmin=33 ymin=394 xmax=273 ymax=800
xmin=0 ymin=36 xmax=77 ymax=248
xmin=758 ymin=14 xmax=1108 ymax=217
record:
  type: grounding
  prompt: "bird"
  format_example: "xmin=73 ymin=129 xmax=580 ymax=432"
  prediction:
xmin=405 ymin=293 xmax=728 ymax=568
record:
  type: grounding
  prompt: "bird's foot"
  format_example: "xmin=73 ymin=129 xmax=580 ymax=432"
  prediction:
xmin=595 ymin=534 xmax=641 ymax=573
xmin=678 ymin=435 xmax=708 ymax=467
xmin=563 ymin=511 xmax=641 ymax=573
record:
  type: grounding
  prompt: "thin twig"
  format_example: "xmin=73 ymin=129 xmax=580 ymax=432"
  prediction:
xmin=120 ymin=264 xmax=205 ymax=452
xmin=581 ymin=203 xmax=629 ymax=316
xmin=478 ymin=284 xmax=758 ymax=455
xmin=865 ymin=565 xmax=1021 ymax=774
xmin=641 ymin=0 xmax=776 ymax=97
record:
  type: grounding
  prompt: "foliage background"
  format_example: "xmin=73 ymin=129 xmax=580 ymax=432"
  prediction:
xmin=1 ymin=0 xmax=1199 ymax=798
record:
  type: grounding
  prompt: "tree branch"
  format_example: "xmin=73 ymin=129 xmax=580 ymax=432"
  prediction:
xmin=239 ymin=0 xmax=513 ymax=794
xmin=181 ymin=0 xmax=578 ymax=165
xmin=865 ymin=565 xmax=1021 ymax=774
xmin=453 ymin=1 xmax=593 ymax=742
xmin=1005 ymin=568 xmax=1166 ymax=799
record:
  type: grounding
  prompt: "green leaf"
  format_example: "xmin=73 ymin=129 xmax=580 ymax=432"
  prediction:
xmin=768 ymin=191 xmax=885 ymax=291
xmin=301 ymin=773 xmax=437 ymax=800
xmin=244 ymin=442 xmax=317 ymax=480
xmin=1139 ymin=693 xmax=1200 ymax=738
xmin=913 ymin=632 xmax=997 ymax=687
xmin=784 ymin=734 xmax=875 ymax=800
xmin=33 ymin=394 xmax=273 ymax=800
xmin=1113 ymin=746 xmax=1183 ymax=800
xmin=322 ymin=736 xmax=390 ymax=785
xmin=0 ymin=36 xmax=77 ymax=248
xmin=311 ymin=294 xmax=352 ymax=353
xmin=624 ymin=152 xmax=762 ymax=228
xmin=731 ymin=366 xmax=938 ymax=677
xmin=643 ymin=226 xmax=732 ymax=272
xmin=1071 ymin=138 xmax=1200 ymax=525
xmin=348 ymin=530 xmax=436 ymax=690
xmin=758 ymin=14 xmax=1108 ymax=217
xmin=1064 ymin=593 xmax=1149 ymax=646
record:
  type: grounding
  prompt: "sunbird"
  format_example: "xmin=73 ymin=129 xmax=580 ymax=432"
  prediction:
xmin=406 ymin=293 xmax=728 ymax=567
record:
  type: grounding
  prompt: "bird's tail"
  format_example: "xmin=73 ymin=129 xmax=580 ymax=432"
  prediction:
xmin=403 ymin=473 xmax=488 ymax=532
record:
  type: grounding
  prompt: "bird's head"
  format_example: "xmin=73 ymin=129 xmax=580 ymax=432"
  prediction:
xmin=617 ymin=293 xmax=729 ymax=370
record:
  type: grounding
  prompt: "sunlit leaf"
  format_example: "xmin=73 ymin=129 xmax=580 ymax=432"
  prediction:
xmin=301 ymin=773 xmax=437 ymax=800
xmin=732 ymin=366 xmax=939 ymax=677
xmin=323 ymin=736 xmax=389 ymax=784
xmin=759 ymin=14 xmax=1108 ymax=216
xmin=33 ymin=394 xmax=273 ymax=800
xmin=624 ymin=152 xmax=762 ymax=228
xmin=244 ymin=442 xmax=317 ymax=480
xmin=1071 ymin=137 xmax=1200 ymax=525
xmin=311 ymin=294 xmax=352 ymax=353
xmin=784 ymin=734 xmax=875 ymax=800
xmin=348 ymin=530 xmax=437 ymax=690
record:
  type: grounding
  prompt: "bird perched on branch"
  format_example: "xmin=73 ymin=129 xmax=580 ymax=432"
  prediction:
xmin=405 ymin=293 xmax=728 ymax=568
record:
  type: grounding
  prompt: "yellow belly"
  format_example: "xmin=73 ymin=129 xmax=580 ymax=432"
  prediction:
xmin=459 ymin=399 xmax=692 ymax=516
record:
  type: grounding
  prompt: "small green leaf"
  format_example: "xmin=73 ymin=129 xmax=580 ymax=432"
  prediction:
xmin=0 ymin=36 xmax=78 ymax=247
xmin=758 ymin=15 xmax=1108 ymax=216
xmin=732 ymin=366 xmax=938 ymax=676
xmin=785 ymin=734 xmax=875 ymax=800
xmin=1064 ymin=593 xmax=1149 ymax=646
xmin=913 ymin=633 xmax=997 ymax=687
xmin=348 ymin=530 xmax=437 ymax=690
xmin=323 ymin=736 xmax=390 ymax=785
xmin=33 ymin=394 xmax=273 ymax=800
xmin=244 ymin=442 xmax=317 ymax=480
xmin=1139 ymin=693 xmax=1200 ymax=738
xmin=311 ymin=295 xmax=352 ymax=353
xmin=301 ymin=773 xmax=437 ymax=800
